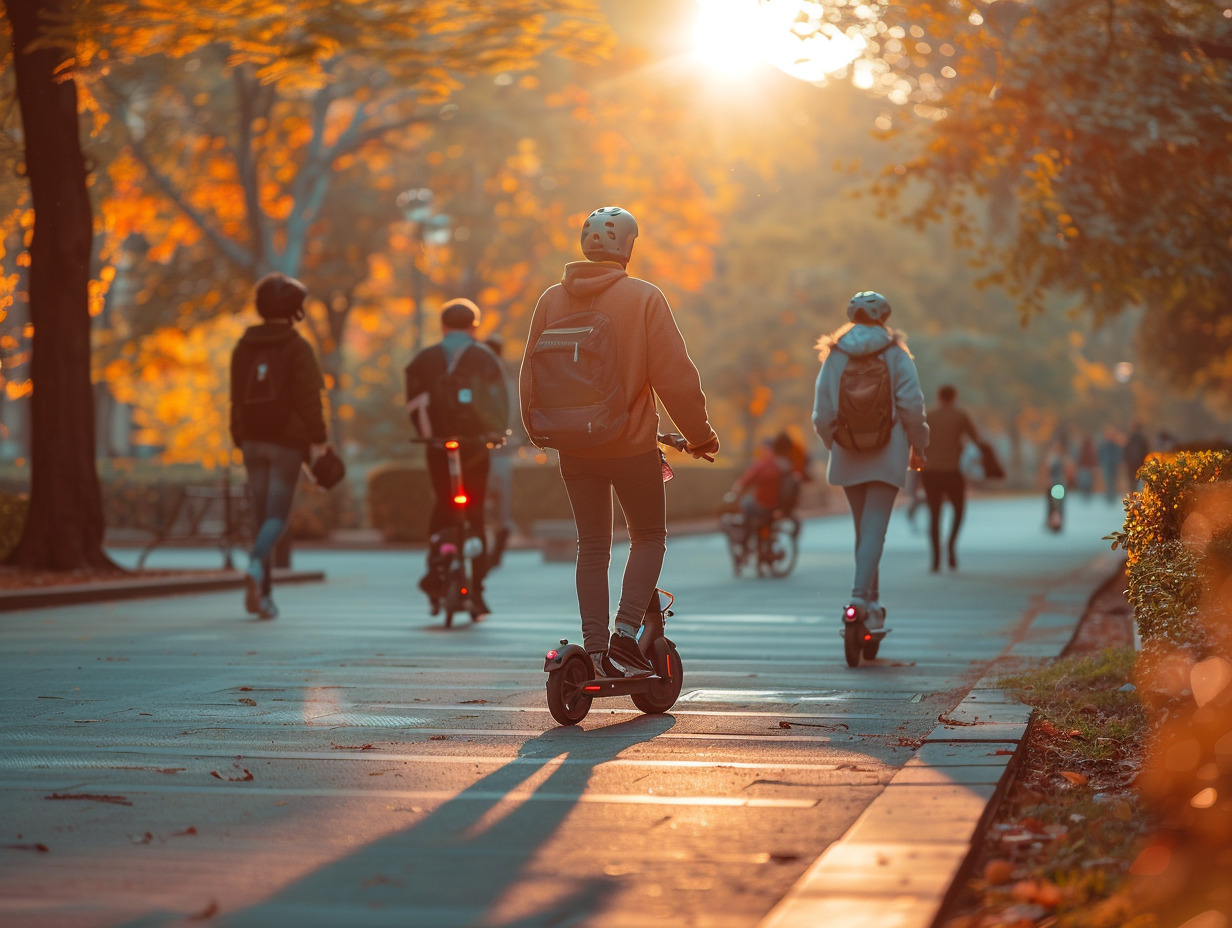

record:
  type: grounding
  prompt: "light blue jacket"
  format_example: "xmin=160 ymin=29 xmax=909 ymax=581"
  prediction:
xmin=812 ymin=324 xmax=929 ymax=489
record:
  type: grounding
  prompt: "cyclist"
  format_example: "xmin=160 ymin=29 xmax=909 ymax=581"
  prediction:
xmin=813 ymin=291 xmax=928 ymax=636
xmin=520 ymin=206 xmax=719 ymax=677
xmin=405 ymin=298 xmax=509 ymax=615
xmin=724 ymin=431 xmax=806 ymax=549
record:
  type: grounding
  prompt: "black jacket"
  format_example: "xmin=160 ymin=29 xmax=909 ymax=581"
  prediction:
xmin=405 ymin=339 xmax=509 ymax=440
xmin=230 ymin=323 xmax=328 ymax=451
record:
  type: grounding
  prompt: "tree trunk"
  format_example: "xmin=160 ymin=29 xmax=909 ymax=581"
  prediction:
xmin=4 ymin=0 xmax=115 ymax=570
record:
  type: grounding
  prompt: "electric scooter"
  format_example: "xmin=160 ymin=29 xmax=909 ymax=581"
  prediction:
xmin=841 ymin=602 xmax=888 ymax=668
xmin=411 ymin=435 xmax=505 ymax=628
xmin=1046 ymin=483 xmax=1065 ymax=532
xmin=542 ymin=433 xmax=711 ymax=726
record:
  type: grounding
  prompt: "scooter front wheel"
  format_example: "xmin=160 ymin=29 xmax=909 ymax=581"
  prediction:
xmin=843 ymin=622 xmax=863 ymax=668
xmin=546 ymin=654 xmax=594 ymax=725
xmin=631 ymin=640 xmax=683 ymax=715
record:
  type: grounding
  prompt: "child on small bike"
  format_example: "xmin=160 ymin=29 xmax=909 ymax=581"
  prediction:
xmin=724 ymin=431 xmax=807 ymax=547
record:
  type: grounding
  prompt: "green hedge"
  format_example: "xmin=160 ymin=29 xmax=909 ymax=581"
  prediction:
xmin=1114 ymin=450 xmax=1232 ymax=648
xmin=367 ymin=457 xmax=743 ymax=543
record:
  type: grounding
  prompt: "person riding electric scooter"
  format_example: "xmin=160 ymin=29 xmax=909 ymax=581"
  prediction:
xmin=520 ymin=205 xmax=720 ymax=683
xmin=405 ymin=299 xmax=509 ymax=617
xmin=812 ymin=291 xmax=929 ymax=667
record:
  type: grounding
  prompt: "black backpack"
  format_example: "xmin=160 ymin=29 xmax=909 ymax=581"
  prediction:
xmin=429 ymin=345 xmax=487 ymax=438
xmin=833 ymin=343 xmax=895 ymax=453
xmin=525 ymin=308 xmax=627 ymax=451
xmin=237 ymin=338 xmax=296 ymax=441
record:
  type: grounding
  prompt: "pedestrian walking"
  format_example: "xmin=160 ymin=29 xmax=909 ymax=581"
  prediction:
xmin=812 ymin=291 xmax=929 ymax=635
xmin=1123 ymin=422 xmax=1150 ymax=492
xmin=520 ymin=206 xmax=719 ymax=677
xmin=920 ymin=384 xmax=980 ymax=572
xmin=1076 ymin=431 xmax=1098 ymax=500
xmin=1097 ymin=425 xmax=1122 ymax=503
xmin=229 ymin=273 xmax=331 ymax=620
xmin=405 ymin=298 xmax=510 ymax=617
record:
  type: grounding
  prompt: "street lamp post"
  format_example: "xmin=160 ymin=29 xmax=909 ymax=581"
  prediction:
xmin=397 ymin=187 xmax=452 ymax=355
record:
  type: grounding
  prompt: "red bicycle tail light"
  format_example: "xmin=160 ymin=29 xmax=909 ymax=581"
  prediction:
xmin=460 ymin=587 xmax=468 ymax=595
xmin=844 ymin=607 xmax=857 ymax=621
xmin=453 ymin=493 xmax=468 ymax=505
xmin=445 ymin=440 xmax=460 ymax=450
xmin=545 ymin=649 xmax=558 ymax=660
xmin=863 ymin=634 xmax=872 ymax=642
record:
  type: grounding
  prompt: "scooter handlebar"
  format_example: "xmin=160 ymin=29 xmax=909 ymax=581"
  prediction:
xmin=658 ymin=432 xmax=714 ymax=462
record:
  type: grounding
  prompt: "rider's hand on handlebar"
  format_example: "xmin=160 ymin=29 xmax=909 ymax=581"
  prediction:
xmin=687 ymin=434 xmax=719 ymax=461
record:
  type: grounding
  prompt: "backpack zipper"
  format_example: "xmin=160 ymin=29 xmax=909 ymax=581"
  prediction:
xmin=543 ymin=326 xmax=593 ymax=335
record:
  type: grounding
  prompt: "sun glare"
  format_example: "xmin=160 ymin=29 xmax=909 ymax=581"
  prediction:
xmin=692 ymin=0 xmax=864 ymax=83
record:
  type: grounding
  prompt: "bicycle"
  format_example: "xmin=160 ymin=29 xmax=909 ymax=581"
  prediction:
xmin=720 ymin=504 xmax=801 ymax=578
xmin=411 ymin=434 xmax=506 ymax=628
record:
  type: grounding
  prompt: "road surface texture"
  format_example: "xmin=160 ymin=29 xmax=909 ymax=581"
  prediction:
xmin=0 ymin=494 xmax=1122 ymax=927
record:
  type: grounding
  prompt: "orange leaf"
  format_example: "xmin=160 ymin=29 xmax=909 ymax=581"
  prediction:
xmin=1059 ymin=770 xmax=1088 ymax=786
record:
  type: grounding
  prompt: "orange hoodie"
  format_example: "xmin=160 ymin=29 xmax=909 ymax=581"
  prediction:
xmin=519 ymin=261 xmax=716 ymax=459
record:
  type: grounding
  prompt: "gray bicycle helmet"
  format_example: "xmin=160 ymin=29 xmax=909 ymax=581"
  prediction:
xmin=580 ymin=207 xmax=638 ymax=263
xmin=847 ymin=290 xmax=892 ymax=324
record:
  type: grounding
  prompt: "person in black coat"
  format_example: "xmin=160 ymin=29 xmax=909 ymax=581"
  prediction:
xmin=230 ymin=273 xmax=330 ymax=619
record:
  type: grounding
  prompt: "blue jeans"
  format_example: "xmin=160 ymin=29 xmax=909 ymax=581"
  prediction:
xmin=560 ymin=450 xmax=666 ymax=653
xmin=842 ymin=481 xmax=899 ymax=603
xmin=242 ymin=441 xmax=303 ymax=594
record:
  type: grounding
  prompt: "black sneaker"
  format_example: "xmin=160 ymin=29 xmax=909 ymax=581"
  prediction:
xmin=607 ymin=631 xmax=654 ymax=675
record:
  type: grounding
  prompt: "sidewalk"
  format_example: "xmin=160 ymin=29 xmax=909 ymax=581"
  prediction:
xmin=757 ymin=549 xmax=1122 ymax=928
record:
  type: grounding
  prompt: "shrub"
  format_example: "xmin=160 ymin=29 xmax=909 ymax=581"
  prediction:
xmin=1113 ymin=450 xmax=1232 ymax=648
xmin=366 ymin=457 xmax=743 ymax=543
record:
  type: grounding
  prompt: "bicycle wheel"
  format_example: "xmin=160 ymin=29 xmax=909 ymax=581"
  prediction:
xmin=546 ymin=654 xmax=594 ymax=725
xmin=764 ymin=520 xmax=800 ymax=578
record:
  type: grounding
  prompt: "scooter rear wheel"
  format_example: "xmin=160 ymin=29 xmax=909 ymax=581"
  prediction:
xmin=546 ymin=654 xmax=594 ymax=725
xmin=631 ymin=640 xmax=683 ymax=715
xmin=861 ymin=638 xmax=880 ymax=660
xmin=843 ymin=622 xmax=862 ymax=668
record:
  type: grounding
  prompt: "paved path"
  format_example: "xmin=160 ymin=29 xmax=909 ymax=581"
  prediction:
xmin=0 ymin=494 xmax=1123 ymax=927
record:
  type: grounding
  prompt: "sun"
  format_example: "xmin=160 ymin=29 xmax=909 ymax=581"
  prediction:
xmin=691 ymin=0 xmax=864 ymax=83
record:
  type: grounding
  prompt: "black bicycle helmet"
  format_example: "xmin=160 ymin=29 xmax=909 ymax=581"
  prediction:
xmin=847 ymin=290 xmax=892 ymax=324
xmin=255 ymin=273 xmax=308 ymax=321
xmin=580 ymin=207 xmax=638 ymax=263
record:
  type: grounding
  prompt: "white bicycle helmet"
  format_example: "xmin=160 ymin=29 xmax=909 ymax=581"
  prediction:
xmin=581 ymin=207 xmax=638 ymax=263
xmin=847 ymin=291 xmax=892 ymax=324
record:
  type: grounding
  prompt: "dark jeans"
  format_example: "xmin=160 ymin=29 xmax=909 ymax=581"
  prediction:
xmin=242 ymin=440 xmax=303 ymax=595
xmin=921 ymin=470 xmax=966 ymax=569
xmin=560 ymin=450 xmax=666 ymax=653
xmin=426 ymin=444 xmax=490 ymax=586
xmin=842 ymin=481 xmax=898 ymax=603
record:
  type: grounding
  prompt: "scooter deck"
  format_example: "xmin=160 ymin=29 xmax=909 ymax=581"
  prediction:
xmin=579 ymin=673 xmax=663 ymax=697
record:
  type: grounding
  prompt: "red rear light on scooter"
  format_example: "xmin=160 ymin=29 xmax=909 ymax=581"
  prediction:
xmin=445 ymin=440 xmax=460 ymax=450
xmin=545 ymin=649 xmax=558 ymax=661
xmin=863 ymin=634 xmax=872 ymax=642
xmin=583 ymin=685 xmax=602 ymax=692
xmin=844 ymin=606 xmax=858 ymax=622
xmin=453 ymin=493 xmax=468 ymax=505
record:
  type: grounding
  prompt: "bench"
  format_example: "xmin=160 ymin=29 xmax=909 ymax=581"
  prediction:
xmin=532 ymin=519 xmax=576 ymax=564
xmin=137 ymin=482 xmax=253 ymax=570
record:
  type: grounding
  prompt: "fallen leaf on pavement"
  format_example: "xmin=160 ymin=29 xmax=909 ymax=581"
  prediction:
xmin=1059 ymin=770 xmax=1088 ymax=786
xmin=938 ymin=714 xmax=979 ymax=727
xmin=45 ymin=793 xmax=131 ymax=806
xmin=171 ymin=826 xmax=198 ymax=837
xmin=237 ymin=698 xmax=257 ymax=707
xmin=460 ymin=699 xmax=488 ymax=704
xmin=331 ymin=743 xmax=374 ymax=751
xmin=210 ymin=769 xmax=254 ymax=782
xmin=2 ymin=843 xmax=49 ymax=852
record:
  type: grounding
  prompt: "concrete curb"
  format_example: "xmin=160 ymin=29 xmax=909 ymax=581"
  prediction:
xmin=0 ymin=568 xmax=325 ymax=612
xmin=755 ymin=550 xmax=1124 ymax=928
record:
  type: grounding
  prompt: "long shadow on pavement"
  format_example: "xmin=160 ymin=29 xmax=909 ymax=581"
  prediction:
xmin=180 ymin=715 xmax=677 ymax=928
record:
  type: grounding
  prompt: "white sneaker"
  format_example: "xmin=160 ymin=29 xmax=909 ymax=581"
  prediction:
xmin=866 ymin=603 xmax=886 ymax=631
xmin=257 ymin=596 xmax=278 ymax=620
